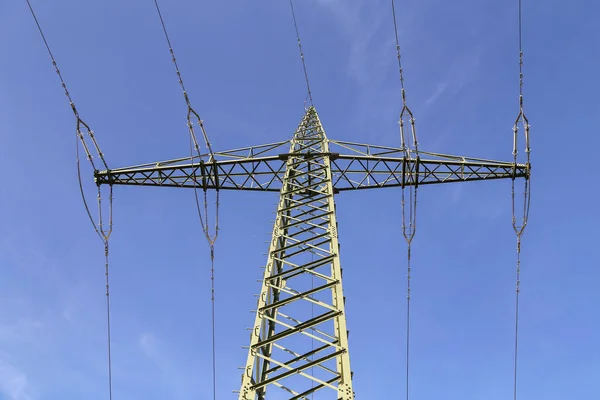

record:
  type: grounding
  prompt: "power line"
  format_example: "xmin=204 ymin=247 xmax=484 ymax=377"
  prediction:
xmin=289 ymin=0 xmax=314 ymax=106
xmin=391 ymin=0 xmax=407 ymax=93
xmin=512 ymin=1 xmax=531 ymax=399
xmin=152 ymin=2 xmax=219 ymax=399
xmin=391 ymin=3 xmax=419 ymax=400
xmin=24 ymin=2 xmax=114 ymax=399
xmin=518 ymin=0 xmax=524 ymax=98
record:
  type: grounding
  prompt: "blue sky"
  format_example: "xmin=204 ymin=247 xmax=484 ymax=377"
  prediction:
xmin=1 ymin=0 xmax=599 ymax=399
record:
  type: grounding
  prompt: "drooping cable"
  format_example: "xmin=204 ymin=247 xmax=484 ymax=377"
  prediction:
xmin=25 ymin=1 xmax=115 ymax=398
xmin=391 ymin=2 xmax=419 ymax=400
xmin=289 ymin=0 xmax=314 ymax=107
xmin=152 ymin=2 xmax=219 ymax=398
xmin=511 ymin=1 xmax=531 ymax=399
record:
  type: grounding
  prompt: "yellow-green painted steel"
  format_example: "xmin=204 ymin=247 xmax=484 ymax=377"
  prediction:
xmin=94 ymin=106 xmax=531 ymax=399
xmin=239 ymin=107 xmax=354 ymax=399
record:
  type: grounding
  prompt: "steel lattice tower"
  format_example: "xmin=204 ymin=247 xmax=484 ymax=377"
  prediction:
xmin=238 ymin=109 xmax=353 ymax=399
xmin=94 ymin=106 xmax=529 ymax=399
xmin=23 ymin=0 xmax=531 ymax=396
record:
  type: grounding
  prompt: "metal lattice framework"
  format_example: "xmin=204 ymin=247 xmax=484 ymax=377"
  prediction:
xmin=94 ymin=107 xmax=530 ymax=399
xmin=95 ymin=140 xmax=528 ymax=193
xmin=23 ymin=0 xmax=531 ymax=395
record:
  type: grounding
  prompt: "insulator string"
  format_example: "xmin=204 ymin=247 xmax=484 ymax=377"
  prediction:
xmin=104 ymin=243 xmax=114 ymax=400
xmin=153 ymin=2 xmax=219 ymax=398
xmin=25 ymin=1 xmax=114 ymax=398
xmin=391 ymin=0 xmax=406 ymax=93
xmin=210 ymin=247 xmax=217 ymax=400
xmin=391 ymin=2 xmax=419 ymax=399
xmin=511 ymin=1 xmax=531 ymax=399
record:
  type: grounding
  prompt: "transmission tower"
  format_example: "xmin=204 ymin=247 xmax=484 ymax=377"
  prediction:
xmin=94 ymin=106 xmax=529 ymax=399
xmin=25 ymin=0 xmax=531 ymax=397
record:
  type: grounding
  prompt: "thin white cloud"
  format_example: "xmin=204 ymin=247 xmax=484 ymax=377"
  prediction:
xmin=311 ymin=0 xmax=483 ymax=121
xmin=311 ymin=0 xmax=386 ymax=85
xmin=425 ymin=82 xmax=449 ymax=106
xmin=312 ymin=0 xmax=362 ymax=34
xmin=445 ymin=52 xmax=482 ymax=97
xmin=139 ymin=332 xmax=158 ymax=359
xmin=0 ymin=319 xmax=43 ymax=344
xmin=309 ymin=0 xmax=436 ymax=127
xmin=137 ymin=332 xmax=202 ymax=397
xmin=0 ymin=360 xmax=32 ymax=400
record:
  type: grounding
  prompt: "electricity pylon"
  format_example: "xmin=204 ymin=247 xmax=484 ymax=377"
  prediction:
xmin=95 ymin=106 xmax=529 ymax=399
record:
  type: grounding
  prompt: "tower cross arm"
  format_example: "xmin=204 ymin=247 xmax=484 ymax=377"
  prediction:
xmin=94 ymin=139 xmax=529 ymax=192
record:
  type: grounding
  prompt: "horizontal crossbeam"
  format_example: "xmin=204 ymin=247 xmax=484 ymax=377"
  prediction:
xmin=94 ymin=140 xmax=529 ymax=192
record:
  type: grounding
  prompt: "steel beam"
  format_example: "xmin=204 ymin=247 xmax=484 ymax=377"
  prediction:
xmin=94 ymin=152 xmax=529 ymax=193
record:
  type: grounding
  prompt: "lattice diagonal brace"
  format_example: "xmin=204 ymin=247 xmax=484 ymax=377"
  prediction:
xmin=94 ymin=107 xmax=530 ymax=399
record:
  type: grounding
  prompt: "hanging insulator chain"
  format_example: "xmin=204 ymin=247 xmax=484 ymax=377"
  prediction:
xmin=153 ymin=0 xmax=219 ymax=244
xmin=96 ymin=183 xmax=114 ymax=400
xmin=25 ymin=5 xmax=115 ymax=400
xmin=510 ymin=117 xmax=530 ymax=400
xmin=25 ymin=0 xmax=110 ymax=173
xmin=199 ymin=185 xmax=220 ymax=245
xmin=512 ymin=1 xmax=530 ymax=400
xmin=96 ymin=185 xmax=114 ymax=242
xmin=188 ymin=108 xmax=220 ymax=245
xmin=512 ymin=0 xmax=531 ymax=241
xmin=210 ymin=244 xmax=217 ymax=400
xmin=152 ymin=4 xmax=219 ymax=400
xmin=25 ymin=0 xmax=113 ymax=244
xmin=75 ymin=117 xmax=110 ymax=172
xmin=401 ymin=178 xmax=417 ymax=400
xmin=392 ymin=3 xmax=420 ymax=400
xmin=25 ymin=0 xmax=114 ymax=243
xmin=153 ymin=0 xmax=216 ymax=158
xmin=104 ymin=242 xmax=114 ymax=400
xmin=511 ymin=0 xmax=531 ymax=243
xmin=392 ymin=0 xmax=418 ymax=156
xmin=391 ymin=0 xmax=406 ymax=91
xmin=399 ymin=106 xmax=419 ymax=157
xmin=404 ymin=242 xmax=412 ymax=400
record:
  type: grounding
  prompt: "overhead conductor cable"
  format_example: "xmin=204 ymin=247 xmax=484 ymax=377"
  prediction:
xmin=153 ymin=2 xmax=219 ymax=400
xmin=391 ymin=2 xmax=419 ymax=400
xmin=511 ymin=0 xmax=531 ymax=399
xmin=290 ymin=0 xmax=314 ymax=108
xmin=24 ymin=1 xmax=114 ymax=399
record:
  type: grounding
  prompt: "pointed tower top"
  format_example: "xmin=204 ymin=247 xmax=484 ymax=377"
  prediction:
xmin=294 ymin=105 xmax=326 ymax=140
